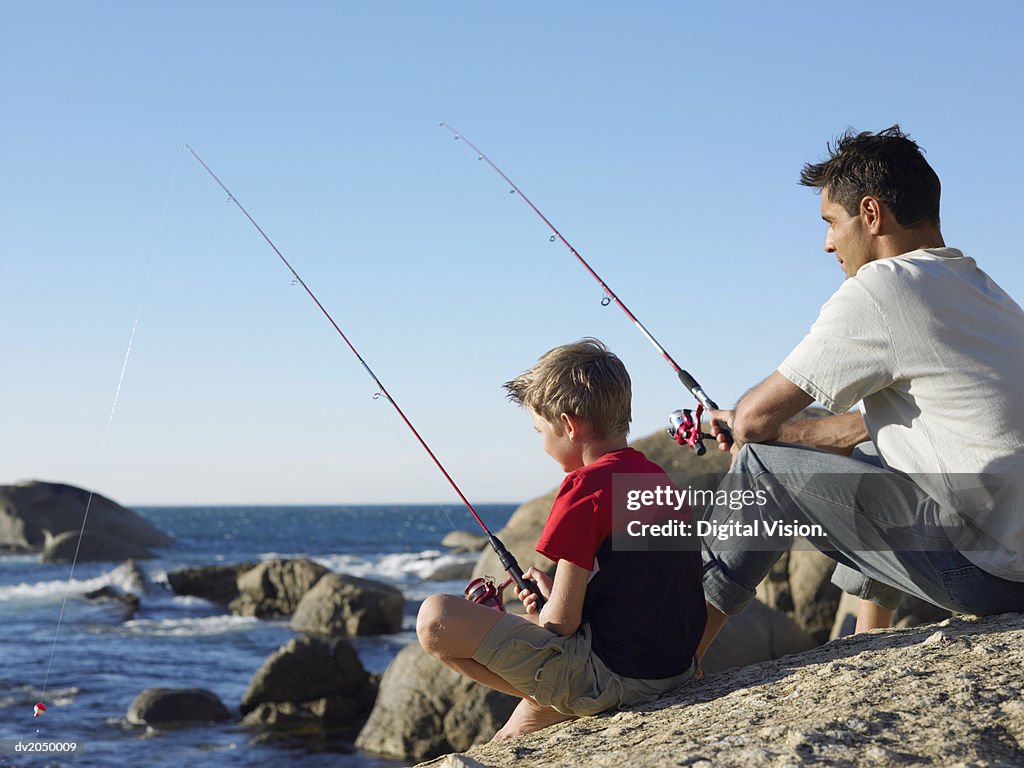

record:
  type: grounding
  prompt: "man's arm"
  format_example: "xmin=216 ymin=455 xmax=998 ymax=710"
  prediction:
xmin=711 ymin=371 xmax=868 ymax=454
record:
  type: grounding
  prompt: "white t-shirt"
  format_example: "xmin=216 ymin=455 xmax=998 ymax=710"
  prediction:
xmin=779 ymin=248 xmax=1024 ymax=580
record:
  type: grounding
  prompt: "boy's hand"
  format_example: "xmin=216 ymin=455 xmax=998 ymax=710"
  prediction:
xmin=517 ymin=567 xmax=553 ymax=614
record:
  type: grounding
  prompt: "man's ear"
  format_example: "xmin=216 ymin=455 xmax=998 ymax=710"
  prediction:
xmin=859 ymin=195 xmax=885 ymax=235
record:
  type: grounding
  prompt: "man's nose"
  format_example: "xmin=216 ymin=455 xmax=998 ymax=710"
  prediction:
xmin=824 ymin=232 xmax=835 ymax=253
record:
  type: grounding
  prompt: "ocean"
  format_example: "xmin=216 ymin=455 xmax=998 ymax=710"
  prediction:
xmin=0 ymin=503 xmax=517 ymax=767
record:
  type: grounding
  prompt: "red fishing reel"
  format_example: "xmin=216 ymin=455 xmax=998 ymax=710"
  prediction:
xmin=668 ymin=405 xmax=712 ymax=456
xmin=464 ymin=576 xmax=514 ymax=612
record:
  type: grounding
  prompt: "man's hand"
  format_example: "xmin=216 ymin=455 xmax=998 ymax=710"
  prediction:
xmin=708 ymin=409 xmax=740 ymax=455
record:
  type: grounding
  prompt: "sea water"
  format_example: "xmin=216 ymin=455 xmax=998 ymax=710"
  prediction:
xmin=0 ymin=504 xmax=515 ymax=767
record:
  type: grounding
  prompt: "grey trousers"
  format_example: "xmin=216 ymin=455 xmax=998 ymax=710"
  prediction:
xmin=701 ymin=442 xmax=1024 ymax=616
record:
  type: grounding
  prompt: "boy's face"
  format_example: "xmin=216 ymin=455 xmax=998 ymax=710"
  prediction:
xmin=530 ymin=410 xmax=583 ymax=473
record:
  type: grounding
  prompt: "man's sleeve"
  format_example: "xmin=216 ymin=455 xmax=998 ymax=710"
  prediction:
xmin=778 ymin=279 xmax=897 ymax=414
xmin=536 ymin=476 xmax=603 ymax=571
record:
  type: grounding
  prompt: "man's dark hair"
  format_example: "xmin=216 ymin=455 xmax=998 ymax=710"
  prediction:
xmin=799 ymin=125 xmax=941 ymax=228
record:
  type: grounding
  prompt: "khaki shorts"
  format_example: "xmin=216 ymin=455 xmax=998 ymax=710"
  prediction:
xmin=472 ymin=613 xmax=695 ymax=717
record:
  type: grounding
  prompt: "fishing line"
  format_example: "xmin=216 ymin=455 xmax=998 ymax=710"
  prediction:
xmin=37 ymin=147 xmax=184 ymax=718
xmin=185 ymin=145 xmax=543 ymax=606
xmin=440 ymin=123 xmax=730 ymax=454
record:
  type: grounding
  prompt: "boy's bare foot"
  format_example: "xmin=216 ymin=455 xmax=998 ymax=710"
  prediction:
xmin=490 ymin=698 xmax=575 ymax=742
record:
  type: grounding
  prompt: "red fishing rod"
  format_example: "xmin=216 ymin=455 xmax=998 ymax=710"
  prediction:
xmin=185 ymin=145 xmax=541 ymax=610
xmin=440 ymin=124 xmax=729 ymax=455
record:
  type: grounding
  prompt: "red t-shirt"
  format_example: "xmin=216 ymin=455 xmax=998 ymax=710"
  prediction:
xmin=535 ymin=447 xmax=706 ymax=679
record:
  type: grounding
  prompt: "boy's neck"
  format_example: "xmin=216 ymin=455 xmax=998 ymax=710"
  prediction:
xmin=579 ymin=435 xmax=629 ymax=467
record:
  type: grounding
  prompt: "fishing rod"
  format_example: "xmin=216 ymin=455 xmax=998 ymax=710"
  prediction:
xmin=440 ymin=124 xmax=730 ymax=455
xmin=185 ymin=145 xmax=542 ymax=610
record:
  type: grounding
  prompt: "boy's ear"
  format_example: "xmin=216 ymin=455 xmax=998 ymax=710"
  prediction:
xmin=560 ymin=412 xmax=584 ymax=440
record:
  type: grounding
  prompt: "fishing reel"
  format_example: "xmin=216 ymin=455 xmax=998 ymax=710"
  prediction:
xmin=464 ymin=576 xmax=514 ymax=612
xmin=668 ymin=405 xmax=713 ymax=456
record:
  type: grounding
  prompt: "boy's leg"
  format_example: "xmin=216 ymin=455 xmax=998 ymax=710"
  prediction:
xmin=418 ymin=594 xmax=576 ymax=740
xmin=492 ymin=698 xmax=574 ymax=741
xmin=417 ymin=593 xmax=530 ymax=697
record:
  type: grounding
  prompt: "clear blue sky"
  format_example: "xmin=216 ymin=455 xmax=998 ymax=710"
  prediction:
xmin=3 ymin=2 xmax=1022 ymax=505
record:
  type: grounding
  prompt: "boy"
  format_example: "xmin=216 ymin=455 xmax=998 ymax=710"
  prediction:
xmin=417 ymin=339 xmax=706 ymax=740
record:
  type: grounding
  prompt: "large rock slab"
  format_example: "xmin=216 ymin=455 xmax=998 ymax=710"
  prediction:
xmin=418 ymin=612 xmax=1024 ymax=767
xmin=290 ymin=572 xmax=403 ymax=636
xmin=230 ymin=558 xmax=328 ymax=618
xmin=127 ymin=688 xmax=230 ymax=725
xmin=240 ymin=635 xmax=375 ymax=739
xmin=0 ymin=480 xmax=172 ymax=554
xmin=356 ymin=643 xmax=517 ymax=761
xmin=42 ymin=530 xmax=156 ymax=563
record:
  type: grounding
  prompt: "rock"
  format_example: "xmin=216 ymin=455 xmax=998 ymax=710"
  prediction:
xmin=41 ymin=530 xmax=156 ymax=563
xmin=356 ymin=643 xmax=517 ymax=761
xmin=167 ymin=562 xmax=258 ymax=604
xmin=442 ymin=531 xmax=488 ymax=551
xmin=416 ymin=612 xmax=1024 ymax=767
xmin=426 ymin=561 xmax=477 ymax=582
xmin=229 ymin=558 xmax=328 ymax=618
xmin=290 ymin=572 xmax=404 ymax=636
xmin=702 ymin=599 xmax=818 ymax=674
xmin=240 ymin=635 xmax=375 ymax=739
xmin=0 ymin=480 xmax=172 ymax=553
xmin=756 ymin=545 xmax=841 ymax=644
xmin=83 ymin=585 xmax=141 ymax=617
xmin=127 ymin=688 xmax=230 ymax=725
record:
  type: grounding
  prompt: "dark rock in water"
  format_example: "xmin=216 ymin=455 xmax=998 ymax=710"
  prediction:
xmin=42 ymin=530 xmax=156 ymax=563
xmin=441 ymin=531 xmax=488 ymax=552
xmin=0 ymin=480 xmax=172 ymax=553
xmin=127 ymin=688 xmax=230 ymax=725
xmin=355 ymin=643 xmax=517 ymax=761
xmin=290 ymin=573 xmax=404 ymax=636
xmin=240 ymin=635 xmax=375 ymax=738
xmin=230 ymin=558 xmax=328 ymax=618
xmin=84 ymin=586 xmax=141 ymax=617
xmin=167 ymin=562 xmax=258 ymax=604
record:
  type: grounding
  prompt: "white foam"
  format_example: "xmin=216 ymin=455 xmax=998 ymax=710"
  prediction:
xmin=313 ymin=549 xmax=477 ymax=583
xmin=0 ymin=573 xmax=111 ymax=602
xmin=120 ymin=614 xmax=260 ymax=637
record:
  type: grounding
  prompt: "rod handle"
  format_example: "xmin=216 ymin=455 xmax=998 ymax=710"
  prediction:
xmin=489 ymin=533 xmax=546 ymax=610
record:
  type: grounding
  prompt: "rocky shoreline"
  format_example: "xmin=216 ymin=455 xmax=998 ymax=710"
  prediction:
xmin=417 ymin=611 xmax=1024 ymax=767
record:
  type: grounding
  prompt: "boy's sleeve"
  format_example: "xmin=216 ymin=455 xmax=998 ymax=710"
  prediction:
xmin=535 ymin=475 xmax=605 ymax=571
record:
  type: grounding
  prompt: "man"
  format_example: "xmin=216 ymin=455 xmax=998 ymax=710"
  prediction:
xmin=697 ymin=126 xmax=1024 ymax=659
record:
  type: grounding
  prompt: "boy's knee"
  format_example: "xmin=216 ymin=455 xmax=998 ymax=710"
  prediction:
xmin=416 ymin=593 xmax=452 ymax=654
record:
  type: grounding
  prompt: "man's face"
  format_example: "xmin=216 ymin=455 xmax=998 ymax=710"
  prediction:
xmin=821 ymin=187 xmax=874 ymax=279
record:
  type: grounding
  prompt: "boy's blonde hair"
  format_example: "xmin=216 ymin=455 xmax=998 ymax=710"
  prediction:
xmin=504 ymin=338 xmax=631 ymax=438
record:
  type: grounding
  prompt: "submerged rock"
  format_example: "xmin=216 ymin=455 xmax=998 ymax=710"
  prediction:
xmin=166 ymin=562 xmax=258 ymax=604
xmin=290 ymin=572 xmax=404 ymax=636
xmin=0 ymin=480 xmax=172 ymax=554
xmin=127 ymin=688 xmax=230 ymax=726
